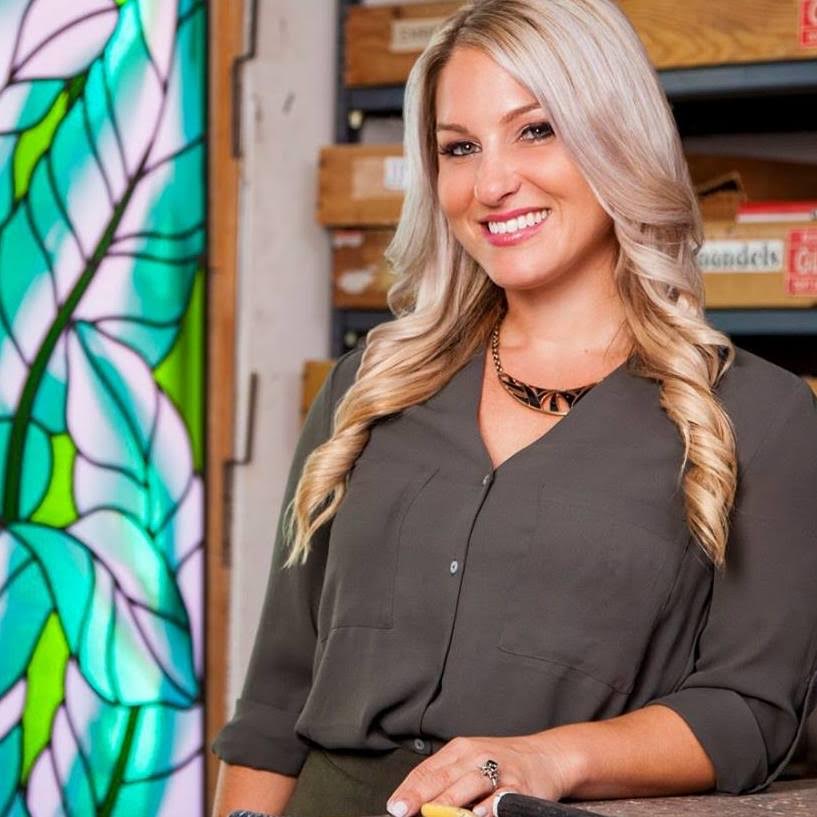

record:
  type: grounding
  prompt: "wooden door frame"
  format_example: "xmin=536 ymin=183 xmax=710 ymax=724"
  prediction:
xmin=207 ymin=0 xmax=244 ymax=808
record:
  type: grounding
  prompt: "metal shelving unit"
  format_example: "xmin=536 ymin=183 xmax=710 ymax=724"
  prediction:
xmin=331 ymin=0 xmax=817 ymax=372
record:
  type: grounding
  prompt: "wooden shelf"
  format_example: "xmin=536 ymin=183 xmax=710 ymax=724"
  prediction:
xmin=329 ymin=223 xmax=817 ymax=312
xmin=345 ymin=1 xmax=817 ymax=88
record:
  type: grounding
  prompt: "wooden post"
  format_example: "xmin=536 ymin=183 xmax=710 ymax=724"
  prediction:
xmin=207 ymin=0 xmax=243 ymax=808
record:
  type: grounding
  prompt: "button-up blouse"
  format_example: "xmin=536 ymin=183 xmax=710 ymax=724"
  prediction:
xmin=213 ymin=343 xmax=817 ymax=795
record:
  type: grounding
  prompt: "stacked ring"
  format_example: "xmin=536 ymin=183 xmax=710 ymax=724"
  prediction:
xmin=478 ymin=759 xmax=500 ymax=790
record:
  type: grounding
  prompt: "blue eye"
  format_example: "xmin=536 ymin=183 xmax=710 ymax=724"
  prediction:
xmin=521 ymin=121 xmax=555 ymax=141
xmin=438 ymin=141 xmax=479 ymax=157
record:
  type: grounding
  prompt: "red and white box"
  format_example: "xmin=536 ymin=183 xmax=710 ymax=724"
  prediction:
xmin=786 ymin=228 xmax=817 ymax=294
xmin=802 ymin=0 xmax=817 ymax=48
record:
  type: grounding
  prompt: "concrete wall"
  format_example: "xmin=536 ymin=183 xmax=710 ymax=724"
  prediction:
xmin=227 ymin=0 xmax=336 ymax=704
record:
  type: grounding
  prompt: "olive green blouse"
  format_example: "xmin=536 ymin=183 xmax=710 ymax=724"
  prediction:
xmin=213 ymin=343 xmax=817 ymax=795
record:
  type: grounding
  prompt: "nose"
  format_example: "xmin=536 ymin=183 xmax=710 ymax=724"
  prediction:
xmin=473 ymin=149 xmax=521 ymax=206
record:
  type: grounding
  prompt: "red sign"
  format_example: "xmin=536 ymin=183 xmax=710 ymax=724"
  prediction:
xmin=802 ymin=0 xmax=817 ymax=47
xmin=786 ymin=228 xmax=817 ymax=294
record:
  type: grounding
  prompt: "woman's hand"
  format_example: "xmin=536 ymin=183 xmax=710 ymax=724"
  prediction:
xmin=385 ymin=733 xmax=586 ymax=817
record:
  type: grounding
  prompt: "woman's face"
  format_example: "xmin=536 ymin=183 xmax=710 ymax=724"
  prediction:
xmin=434 ymin=47 xmax=618 ymax=293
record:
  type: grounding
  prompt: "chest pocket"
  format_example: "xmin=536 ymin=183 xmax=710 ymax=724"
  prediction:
xmin=319 ymin=458 xmax=438 ymax=635
xmin=499 ymin=494 xmax=685 ymax=694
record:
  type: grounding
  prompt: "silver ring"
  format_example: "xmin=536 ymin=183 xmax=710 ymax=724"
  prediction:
xmin=479 ymin=758 xmax=500 ymax=790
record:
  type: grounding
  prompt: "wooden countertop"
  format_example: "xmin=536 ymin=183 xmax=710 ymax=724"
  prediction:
xmin=573 ymin=778 xmax=817 ymax=816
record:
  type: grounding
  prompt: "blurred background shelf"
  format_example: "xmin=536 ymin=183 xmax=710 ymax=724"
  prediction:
xmin=329 ymin=0 xmax=817 ymax=377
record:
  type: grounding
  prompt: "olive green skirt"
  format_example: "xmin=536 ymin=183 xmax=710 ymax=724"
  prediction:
xmin=285 ymin=748 xmax=427 ymax=817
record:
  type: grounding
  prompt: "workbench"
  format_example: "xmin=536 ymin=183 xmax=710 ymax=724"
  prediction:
xmin=573 ymin=778 xmax=817 ymax=816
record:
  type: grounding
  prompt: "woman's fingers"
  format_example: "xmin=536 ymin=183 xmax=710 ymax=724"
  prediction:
xmin=423 ymin=767 xmax=502 ymax=812
xmin=470 ymin=787 xmax=518 ymax=817
xmin=387 ymin=754 xmax=466 ymax=816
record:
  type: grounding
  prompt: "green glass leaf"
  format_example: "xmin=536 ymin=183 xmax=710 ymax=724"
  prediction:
xmin=154 ymin=267 xmax=204 ymax=471
xmin=12 ymin=90 xmax=68 ymax=202
xmin=30 ymin=433 xmax=79 ymax=527
xmin=21 ymin=613 xmax=69 ymax=782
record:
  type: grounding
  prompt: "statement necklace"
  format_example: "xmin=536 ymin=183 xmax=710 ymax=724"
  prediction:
xmin=490 ymin=321 xmax=600 ymax=417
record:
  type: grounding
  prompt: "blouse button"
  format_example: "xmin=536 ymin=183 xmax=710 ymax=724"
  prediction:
xmin=481 ymin=473 xmax=492 ymax=486
xmin=414 ymin=738 xmax=427 ymax=752
xmin=449 ymin=560 xmax=459 ymax=575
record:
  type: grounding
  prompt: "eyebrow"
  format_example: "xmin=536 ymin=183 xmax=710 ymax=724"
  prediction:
xmin=436 ymin=102 xmax=544 ymax=133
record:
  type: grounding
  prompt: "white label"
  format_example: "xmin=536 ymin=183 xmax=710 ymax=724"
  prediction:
xmin=332 ymin=231 xmax=364 ymax=249
xmin=698 ymin=239 xmax=785 ymax=273
xmin=382 ymin=156 xmax=407 ymax=191
xmin=390 ymin=18 xmax=446 ymax=53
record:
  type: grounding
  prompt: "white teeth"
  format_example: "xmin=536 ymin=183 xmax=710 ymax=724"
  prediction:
xmin=486 ymin=209 xmax=549 ymax=235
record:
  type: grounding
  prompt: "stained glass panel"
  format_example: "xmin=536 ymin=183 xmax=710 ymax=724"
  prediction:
xmin=0 ymin=0 xmax=206 ymax=813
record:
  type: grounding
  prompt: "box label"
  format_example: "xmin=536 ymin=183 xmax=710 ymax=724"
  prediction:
xmin=382 ymin=156 xmax=407 ymax=191
xmin=698 ymin=239 xmax=785 ymax=273
xmin=390 ymin=18 xmax=446 ymax=53
xmin=802 ymin=0 xmax=817 ymax=47
xmin=786 ymin=228 xmax=817 ymax=294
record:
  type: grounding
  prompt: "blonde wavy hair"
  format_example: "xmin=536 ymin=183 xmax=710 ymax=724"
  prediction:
xmin=285 ymin=0 xmax=737 ymax=569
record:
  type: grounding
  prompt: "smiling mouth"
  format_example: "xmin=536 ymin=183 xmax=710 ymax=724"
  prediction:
xmin=484 ymin=208 xmax=551 ymax=235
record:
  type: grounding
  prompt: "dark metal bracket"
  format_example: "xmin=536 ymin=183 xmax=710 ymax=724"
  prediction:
xmin=231 ymin=0 xmax=260 ymax=158
xmin=222 ymin=371 xmax=259 ymax=568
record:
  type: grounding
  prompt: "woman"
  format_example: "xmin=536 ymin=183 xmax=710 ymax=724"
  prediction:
xmin=212 ymin=1 xmax=817 ymax=815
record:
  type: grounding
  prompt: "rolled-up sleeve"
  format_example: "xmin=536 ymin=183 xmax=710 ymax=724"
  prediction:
xmin=211 ymin=349 xmax=361 ymax=775
xmin=651 ymin=379 xmax=817 ymax=794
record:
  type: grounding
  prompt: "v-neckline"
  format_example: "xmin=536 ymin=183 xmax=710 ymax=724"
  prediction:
xmin=466 ymin=344 xmax=634 ymax=475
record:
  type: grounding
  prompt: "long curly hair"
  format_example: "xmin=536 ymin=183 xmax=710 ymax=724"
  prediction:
xmin=285 ymin=0 xmax=737 ymax=569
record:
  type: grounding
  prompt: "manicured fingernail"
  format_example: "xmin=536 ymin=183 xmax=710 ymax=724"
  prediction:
xmin=474 ymin=807 xmax=487 ymax=817
xmin=387 ymin=801 xmax=408 ymax=817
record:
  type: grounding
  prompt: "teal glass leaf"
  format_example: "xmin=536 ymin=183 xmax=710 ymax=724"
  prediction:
xmin=125 ymin=702 xmax=201 ymax=782
xmin=0 ymin=133 xmax=14 ymax=220
xmin=146 ymin=4 xmax=204 ymax=167
xmin=9 ymin=525 xmax=93 ymax=652
xmin=0 ymin=725 xmax=22 ymax=815
xmin=0 ymin=532 xmax=52 ymax=697
xmin=0 ymin=80 xmax=63 ymax=132
xmin=5 ymin=794 xmax=31 ymax=817
xmin=13 ymin=520 xmax=197 ymax=707
xmin=111 ymin=753 xmax=202 ymax=817
xmin=175 ymin=545 xmax=203 ymax=680
xmin=154 ymin=475 xmax=201 ymax=570
xmin=74 ymin=455 xmax=148 ymax=526
xmin=0 ymin=419 xmax=52 ymax=518
xmin=63 ymin=661 xmax=130 ymax=806
xmin=67 ymin=323 xmax=194 ymax=533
